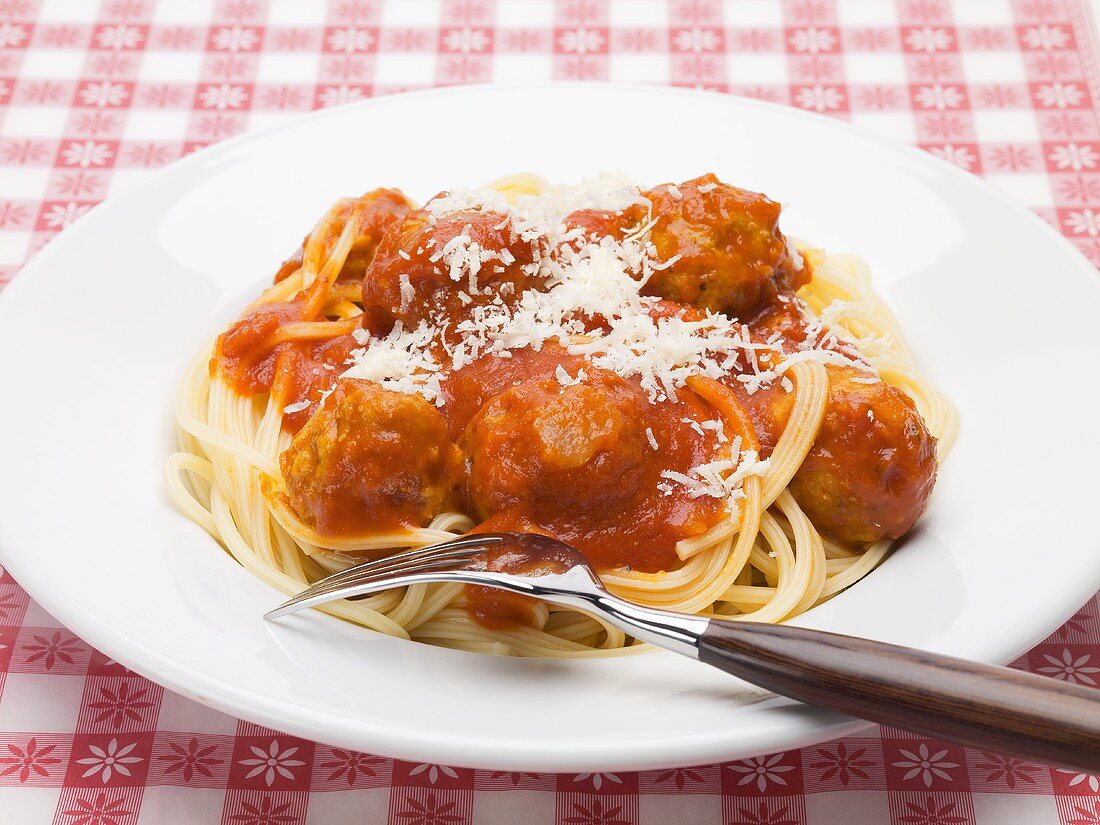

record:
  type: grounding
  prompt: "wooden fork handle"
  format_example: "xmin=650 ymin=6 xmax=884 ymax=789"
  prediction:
xmin=698 ymin=620 xmax=1100 ymax=771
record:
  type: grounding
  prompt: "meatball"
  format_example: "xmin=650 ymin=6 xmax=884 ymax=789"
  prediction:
xmin=748 ymin=297 xmax=865 ymax=360
xmin=563 ymin=205 xmax=645 ymax=242
xmin=739 ymin=365 xmax=938 ymax=545
xmin=744 ymin=295 xmax=808 ymax=346
xmin=362 ymin=204 xmax=542 ymax=331
xmin=274 ymin=188 xmax=413 ymax=283
xmin=642 ymin=174 xmax=806 ymax=318
xmin=461 ymin=371 xmax=650 ymax=518
xmin=437 ymin=343 xmax=590 ymax=439
xmin=279 ymin=379 xmax=464 ymax=536
xmin=644 ymin=298 xmax=708 ymax=323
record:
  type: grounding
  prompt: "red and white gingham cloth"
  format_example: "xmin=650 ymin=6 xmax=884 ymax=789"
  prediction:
xmin=2 ymin=0 xmax=1100 ymax=822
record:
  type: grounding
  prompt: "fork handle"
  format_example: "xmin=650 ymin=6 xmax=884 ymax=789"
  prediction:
xmin=695 ymin=619 xmax=1100 ymax=771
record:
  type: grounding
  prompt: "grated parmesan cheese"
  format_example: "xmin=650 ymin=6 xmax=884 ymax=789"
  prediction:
xmin=282 ymin=400 xmax=311 ymax=414
xmin=398 ymin=274 xmax=414 ymax=314
xmin=661 ymin=449 xmax=770 ymax=504
xmin=554 ymin=364 xmax=588 ymax=387
xmin=683 ymin=417 xmax=705 ymax=436
xmin=700 ymin=418 xmax=727 ymax=443
xmin=786 ymin=238 xmax=805 ymax=271
xmin=343 ymin=321 xmax=444 ymax=404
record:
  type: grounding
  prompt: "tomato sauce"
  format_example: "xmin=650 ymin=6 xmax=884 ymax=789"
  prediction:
xmin=212 ymin=299 xmax=359 ymax=434
xmin=462 ymin=533 xmax=584 ymax=631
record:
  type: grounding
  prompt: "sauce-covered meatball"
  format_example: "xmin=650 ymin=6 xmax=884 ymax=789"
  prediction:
xmin=279 ymin=379 xmax=464 ymax=537
xmin=563 ymin=205 xmax=645 ymax=242
xmin=641 ymin=173 xmax=806 ymax=318
xmin=437 ymin=344 xmax=590 ymax=440
xmin=564 ymin=174 xmax=806 ymax=319
xmin=274 ymin=188 xmax=413 ymax=283
xmin=462 ymin=371 xmax=649 ymax=516
xmin=738 ymin=365 xmax=938 ymax=545
xmin=362 ymin=204 xmax=542 ymax=331
xmin=459 ymin=369 xmax=728 ymax=572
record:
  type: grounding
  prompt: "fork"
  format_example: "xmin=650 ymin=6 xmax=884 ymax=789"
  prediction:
xmin=266 ymin=532 xmax=1100 ymax=771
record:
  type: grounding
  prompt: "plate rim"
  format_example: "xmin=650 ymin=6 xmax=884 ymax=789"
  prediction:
xmin=1 ymin=81 xmax=1099 ymax=771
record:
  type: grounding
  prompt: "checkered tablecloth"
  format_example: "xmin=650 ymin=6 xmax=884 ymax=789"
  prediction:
xmin=2 ymin=1 xmax=1100 ymax=822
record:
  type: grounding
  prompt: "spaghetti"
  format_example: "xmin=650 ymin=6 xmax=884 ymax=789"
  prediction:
xmin=165 ymin=173 xmax=957 ymax=657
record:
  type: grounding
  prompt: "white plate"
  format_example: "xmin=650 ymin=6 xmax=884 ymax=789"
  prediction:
xmin=1 ymin=84 xmax=1099 ymax=772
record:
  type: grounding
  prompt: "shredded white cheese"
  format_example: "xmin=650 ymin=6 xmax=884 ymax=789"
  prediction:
xmin=787 ymin=238 xmax=804 ymax=271
xmin=282 ymin=400 xmax=311 ymax=414
xmin=701 ymin=418 xmax=727 ymax=443
xmin=343 ymin=322 xmax=444 ymax=404
xmin=683 ymin=417 xmax=705 ymax=436
xmin=645 ymin=427 xmax=659 ymax=451
xmin=661 ymin=449 xmax=770 ymax=504
xmin=398 ymin=274 xmax=414 ymax=314
xmin=554 ymin=364 xmax=587 ymax=387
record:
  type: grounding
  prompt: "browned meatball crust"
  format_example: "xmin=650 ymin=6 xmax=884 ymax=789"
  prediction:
xmin=640 ymin=173 xmax=806 ymax=318
xmin=362 ymin=203 xmax=542 ymax=331
xmin=280 ymin=379 xmax=464 ymax=536
xmin=564 ymin=174 xmax=807 ymax=319
xmin=738 ymin=365 xmax=937 ymax=545
xmin=461 ymin=371 xmax=650 ymax=517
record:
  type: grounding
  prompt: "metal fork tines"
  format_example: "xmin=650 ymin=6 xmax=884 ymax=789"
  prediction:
xmin=267 ymin=534 xmax=502 ymax=619
xmin=307 ymin=533 xmax=502 ymax=593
